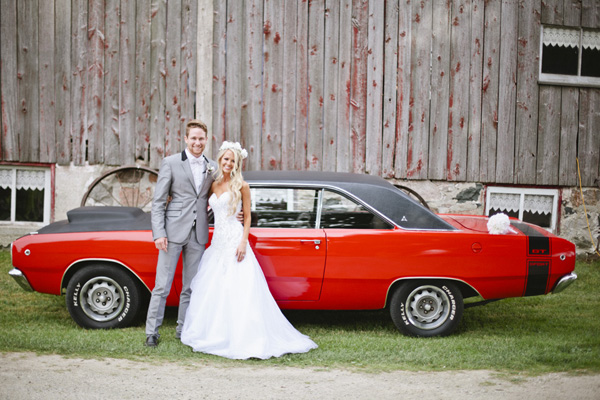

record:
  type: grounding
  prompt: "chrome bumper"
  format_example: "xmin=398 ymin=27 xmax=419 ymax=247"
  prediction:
xmin=552 ymin=272 xmax=577 ymax=294
xmin=9 ymin=268 xmax=34 ymax=292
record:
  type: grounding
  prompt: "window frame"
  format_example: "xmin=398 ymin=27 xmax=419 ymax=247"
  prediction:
xmin=0 ymin=163 xmax=54 ymax=225
xmin=539 ymin=25 xmax=600 ymax=88
xmin=247 ymin=185 xmax=394 ymax=230
xmin=485 ymin=186 xmax=560 ymax=233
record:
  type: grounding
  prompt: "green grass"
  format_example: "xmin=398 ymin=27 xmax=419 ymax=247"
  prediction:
xmin=1 ymin=249 xmax=599 ymax=373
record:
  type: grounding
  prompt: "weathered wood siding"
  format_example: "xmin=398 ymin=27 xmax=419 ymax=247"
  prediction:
xmin=1 ymin=0 xmax=599 ymax=186
xmin=1 ymin=0 xmax=196 ymax=170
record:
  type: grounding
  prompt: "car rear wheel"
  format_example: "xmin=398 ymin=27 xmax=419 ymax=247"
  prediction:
xmin=66 ymin=265 xmax=143 ymax=329
xmin=390 ymin=281 xmax=463 ymax=337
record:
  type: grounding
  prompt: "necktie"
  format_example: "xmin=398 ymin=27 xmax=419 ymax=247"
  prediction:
xmin=190 ymin=157 xmax=204 ymax=191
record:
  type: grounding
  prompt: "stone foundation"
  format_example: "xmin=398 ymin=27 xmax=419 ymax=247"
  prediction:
xmin=2 ymin=165 xmax=598 ymax=257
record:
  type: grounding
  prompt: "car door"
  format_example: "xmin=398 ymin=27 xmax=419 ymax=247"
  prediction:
xmin=248 ymin=187 xmax=326 ymax=301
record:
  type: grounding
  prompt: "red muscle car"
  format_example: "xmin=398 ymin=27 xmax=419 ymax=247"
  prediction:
xmin=9 ymin=171 xmax=577 ymax=337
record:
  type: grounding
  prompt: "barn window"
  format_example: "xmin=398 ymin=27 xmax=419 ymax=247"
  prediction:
xmin=485 ymin=187 xmax=559 ymax=233
xmin=539 ymin=26 xmax=600 ymax=87
xmin=0 ymin=166 xmax=52 ymax=224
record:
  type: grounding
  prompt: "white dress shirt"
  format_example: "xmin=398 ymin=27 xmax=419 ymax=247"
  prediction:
xmin=186 ymin=149 xmax=205 ymax=192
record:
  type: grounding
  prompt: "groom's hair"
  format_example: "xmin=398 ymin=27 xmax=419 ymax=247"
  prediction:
xmin=185 ymin=119 xmax=208 ymax=137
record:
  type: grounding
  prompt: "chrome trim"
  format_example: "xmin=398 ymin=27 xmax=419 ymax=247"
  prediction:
xmin=60 ymin=258 xmax=150 ymax=292
xmin=552 ymin=272 xmax=577 ymax=294
xmin=8 ymin=268 xmax=34 ymax=292
xmin=384 ymin=276 xmax=482 ymax=307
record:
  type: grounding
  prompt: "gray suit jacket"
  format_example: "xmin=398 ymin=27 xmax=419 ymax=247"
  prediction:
xmin=151 ymin=151 xmax=217 ymax=245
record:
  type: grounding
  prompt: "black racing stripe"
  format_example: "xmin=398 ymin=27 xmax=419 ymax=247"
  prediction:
xmin=524 ymin=260 xmax=550 ymax=296
xmin=511 ymin=222 xmax=551 ymax=256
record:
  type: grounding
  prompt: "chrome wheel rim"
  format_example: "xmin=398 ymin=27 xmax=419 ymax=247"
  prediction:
xmin=406 ymin=285 xmax=450 ymax=330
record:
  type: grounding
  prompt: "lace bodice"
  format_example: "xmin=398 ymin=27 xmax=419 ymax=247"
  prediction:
xmin=209 ymin=191 xmax=244 ymax=250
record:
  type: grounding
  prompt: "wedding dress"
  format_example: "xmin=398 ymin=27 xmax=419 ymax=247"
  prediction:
xmin=181 ymin=191 xmax=317 ymax=359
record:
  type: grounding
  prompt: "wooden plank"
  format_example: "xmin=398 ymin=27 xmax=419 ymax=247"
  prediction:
xmin=211 ymin=0 xmax=227 ymax=159
xmin=541 ymin=0 xmax=563 ymax=24
xmin=240 ymin=0 xmax=263 ymax=169
xmin=577 ymin=89 xmax=600 ymax=186
xmin=17 ymin=0 xmax=40 ymax=162
xmin=225 ymin=1 xmax=243 ymax=145
xmin=1 ymin=0 xmax=19 ymax=161
xmin=394 ymin=0 xmax=411 ymax=178
xmin=39 ymin=0 xmax=56 ymax=163
xmin=466 ymin=0 xmax=485 ymax=181
xmin=479 ymin=0 xmax=501 ymax=182
xmin=148 ymin=0 xmax=166 ymax=169
xmin=119 ymin=0 xmax=136 ymax=164
xmin=558 ymin=87 xmax=579 ymax=186
xmin=336 ymin=0 xmax=353 ymax=173
xmin=71 ymin=0 xmax=87 ymax=165
xmin=54 ymin=0 xmax=71 ymax=165
xmin=428 ymin=1 xmax=450 ymax=181
xmin=135 ymin=0 xmax=152 ymax=163
xmin=365 ymin=1 xmax=384 ymax=176
xmin=294 ymin=0 xmax=309 ymax=170
xmin=495 ymin=0 xmax=518 ymax=183
xmin=104 ymin=0 xmax=120 ymax=165
xmin=262 ymin=0 xmax=284 ymax=170
xmin=87 ymin=0 xmax=104 ymax=164
xmin=323 ymin=0 xmax=341 ymax=172
xmin=381 ymin=0 xmax=398 ymax=178
xmin=406 ymin=0 xmax=432 ymax=179
xmin=281 ymin=0 xmax=298 ymax=170
xmin=447 ymin=0 xmax=471 ymax=182
xmin=515 ymin=0 xmax=541 ymax=185
xmin=164 ymin=0 xmax=182 ymax=155
xmin=581 ymin=0 xmax=599 ymax=28
xmin=179 ymin=0 xmax=198 ymax=145
xmin=350 ymin=0 xmax=369 ymax=174
xmin=563 ymin=0 xmax=582 ymax=26
xmin=536 ymin=86 xmax=561 ymax=185
xmin=307 ymin=0 xmax=325 ymax=171
xmin=196 ymin=0 xmax=213 ymax=154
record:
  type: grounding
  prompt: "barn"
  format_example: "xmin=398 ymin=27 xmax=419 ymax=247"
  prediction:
xmin=0 ymin=0 xmax=598 ymax=254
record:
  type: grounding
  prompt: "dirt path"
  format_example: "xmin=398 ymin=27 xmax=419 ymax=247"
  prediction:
xmin=1 ymin=352 xmax=599 ymax=399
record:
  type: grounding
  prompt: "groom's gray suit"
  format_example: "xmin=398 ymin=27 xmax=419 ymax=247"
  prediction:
xmin=145 ymin=150 xmax=216 ymax=339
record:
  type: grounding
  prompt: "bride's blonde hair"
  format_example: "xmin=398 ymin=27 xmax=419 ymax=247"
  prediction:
xmin=214 ymin=142 xmax=247 ymax=216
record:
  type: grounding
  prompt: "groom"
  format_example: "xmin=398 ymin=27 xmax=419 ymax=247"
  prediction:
xmin=145 ymin=119 xmax=217 ymax=347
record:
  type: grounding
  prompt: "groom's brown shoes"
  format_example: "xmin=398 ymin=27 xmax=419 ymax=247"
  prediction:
xmin=145 ymin=335 xmax=159 ymax=347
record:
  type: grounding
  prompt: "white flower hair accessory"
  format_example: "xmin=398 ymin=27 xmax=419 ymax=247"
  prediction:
xmin=487 ymin=213 xmax=512 ymax=235
xmin=219 ymin=141 xmax=248 ymax=159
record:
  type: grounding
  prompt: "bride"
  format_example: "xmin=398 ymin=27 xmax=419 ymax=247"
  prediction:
xmin=180 ymin=141 xmax=317 ymax=359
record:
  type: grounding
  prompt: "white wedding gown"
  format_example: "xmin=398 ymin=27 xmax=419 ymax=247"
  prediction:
xmin=181 ymin=191 xmax=317 ymax=359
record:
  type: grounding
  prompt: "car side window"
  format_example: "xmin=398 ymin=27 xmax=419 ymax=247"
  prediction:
xmin=320 ymin=190 xmax=393 ymax=229
xmin=250 ymin=188 xmax=318 ymax=228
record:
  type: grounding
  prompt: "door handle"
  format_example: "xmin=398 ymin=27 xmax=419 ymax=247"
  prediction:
xmin=300 ymin=239 xmax=321 ymax=245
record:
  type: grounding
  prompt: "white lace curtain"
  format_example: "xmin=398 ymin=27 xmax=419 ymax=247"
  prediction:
xmin=490 ymin=192 xmax=553 ymax=215
xmin=544 ymin=27 xmax=600 ymax=50
xmin=0 ymin=168 xmax=45 ymax=191
xmin=523 ymin=194 xmax=554 ymax=215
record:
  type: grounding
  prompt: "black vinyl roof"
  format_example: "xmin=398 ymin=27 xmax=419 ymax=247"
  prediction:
xmin=244 ymin=171 xmax=455 ymax=230
xmin=37 ymin=171 xmax=454 ymax=234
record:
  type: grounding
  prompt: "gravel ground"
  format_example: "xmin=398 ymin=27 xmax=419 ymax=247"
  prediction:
xmin=1 ymin=352 xmax=599 ymax=400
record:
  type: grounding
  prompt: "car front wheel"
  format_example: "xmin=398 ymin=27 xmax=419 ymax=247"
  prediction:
xmin=390 ymin=281 xmax=463 ymax=337
xmin=66 ymin=265 xmax=143 ymax=329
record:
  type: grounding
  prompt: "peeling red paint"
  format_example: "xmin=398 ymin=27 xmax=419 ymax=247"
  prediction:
xmin=274 ymin=32 xmax=281 ymax=44
xmin=264 ymin=20 xmax=272 ymax=35
xmin=271 ymin=84 xmax=278 ymax=93
xmin=415 ymin=13 xmax=421 ymax=23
